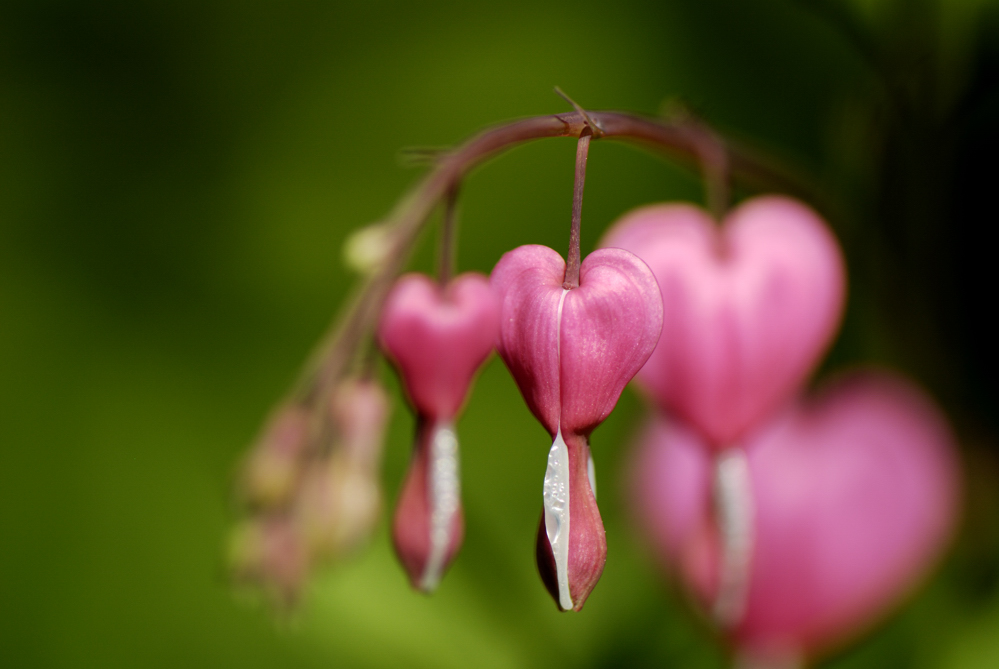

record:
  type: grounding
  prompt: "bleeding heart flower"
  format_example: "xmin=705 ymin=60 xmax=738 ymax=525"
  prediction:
xmin=631 ymin=370 xmax=960 ymax=662
xmin=601 ymin=196 xmax=846 ymax=448
xmin=491 ymin=244 xmax=663 ymax=610
xmin=378 ymin=272 xmax=499 ymax=592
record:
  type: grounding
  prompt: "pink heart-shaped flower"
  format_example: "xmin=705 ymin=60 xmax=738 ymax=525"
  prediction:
xmin=378 ymin=272 xmax=499 ymax=420
xmin=378 ymin=272 xmax=498 ymax=592
xmin=631 ymin=370 xmax=960 ymax=659
xmin=602 ymin=196 xmax=846 ymax=447
xmin=491 ymin=244 xmax=663 ymax=611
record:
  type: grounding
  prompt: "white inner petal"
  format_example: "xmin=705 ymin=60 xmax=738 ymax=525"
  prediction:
xmin=541 ymin=287 xmax=573 ymax=610
xmin=420 ymin=421 xmax=460 ymax=592
xmin=543 ymin=429 xmax=572 ymax=610
xmin=712 ymin=447 xmax=754 ymax=627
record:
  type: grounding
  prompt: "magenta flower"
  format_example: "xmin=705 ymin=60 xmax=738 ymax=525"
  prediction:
xmin=491 ymin=244 xmax=663 ymax=610
xmin=601 ymin=196 xmax=846 ymax=448
xmin=630 ymin=370 xmax=960 ymax=662
xmin=378 ymin=271 xmax=499 ymax=592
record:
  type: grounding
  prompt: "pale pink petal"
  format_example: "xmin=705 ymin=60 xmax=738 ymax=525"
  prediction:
xmin=603 ymin=196 xmax=846 ymax=446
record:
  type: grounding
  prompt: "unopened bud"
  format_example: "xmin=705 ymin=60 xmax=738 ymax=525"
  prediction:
xmin=241 ymin=405 xmax=311 ymax=508
xmin=295 ymin=454 xmax=382 ymax=560
xmin=293 ymin=378 xmax=391 ymax=560
xmin=228 ymin=517 xmax=309 ymax=606
xmin=329 ymin=377 xmax=391 ymax=470
xmin=344 ymin=223 xmax=392 ymax=275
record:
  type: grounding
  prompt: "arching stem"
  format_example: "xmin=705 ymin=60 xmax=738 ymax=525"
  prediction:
xmin=438 ymin=183 xmax=460 ymax=287
xmin=290 ymin=110 xmax=818 ymax=413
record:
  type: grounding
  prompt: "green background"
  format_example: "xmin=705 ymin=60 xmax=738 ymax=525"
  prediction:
xmin=2 ymin=1 xmax=999 ymax=667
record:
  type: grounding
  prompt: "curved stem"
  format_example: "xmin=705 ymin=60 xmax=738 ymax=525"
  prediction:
xmin=563 ymin=129 xmax=592 ymax=290
xmin=438 ymin=183 xmax=460 ymax=287
xmin=294 ymin=110 xmax=819 ymax=405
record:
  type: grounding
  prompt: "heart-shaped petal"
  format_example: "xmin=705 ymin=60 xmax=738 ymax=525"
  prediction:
xmin=491 ymin=245 xmax=566 ymax=435
xmin=631 ymin=370 xmax=961 ymax=658
xmin=378 ymin=272 xmax=499 ymax=420
xmin=491 ymin=245 xmax=663 ymax=437
xmin=602 ymin=196 xmax=846 ymax=447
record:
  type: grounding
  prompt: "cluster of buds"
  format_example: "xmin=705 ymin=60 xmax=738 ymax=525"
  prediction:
xmin=229 ymin=378 xmax=390 ymax=605
xmin=228 ymin=98 xmax=962 ymax=662
xmin=602 ymin=197 xmax=961 ymax=665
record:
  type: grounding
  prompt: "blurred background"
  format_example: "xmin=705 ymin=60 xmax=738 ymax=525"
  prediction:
xmin=2 ymin=0 xmax=999 ymax=666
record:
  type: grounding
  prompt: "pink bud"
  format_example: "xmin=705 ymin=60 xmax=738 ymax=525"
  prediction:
xmin=228 ymin=517 xmax=310 ymax=606
xmin=491 ymin=244 xmax=663 ymax=611
xmin=329 ymin=377 xmax=391 ymax=471
xmin=294 ymin=379 xmax=390 ymax=559
xmin=378 ymin=272 xmax=500 ymax=420
xmin=631 ymin=370 xmax=961 ymax=659
xmin=602 ymin=196 xmax=846 ymax=447
xmin=241 ymin=404 xmax=311 ymax=508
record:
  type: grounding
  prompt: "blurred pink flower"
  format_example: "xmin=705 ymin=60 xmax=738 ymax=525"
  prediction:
xmin=378 ymin=272 xmax=499 ymax=592
xmin=631 ymin=370 xmax=960 ymax=661
xmin=491 ymin=244 xmax=663 ymax=610
xmin=602 ymin=196 xmax=846 ymax=448
xmin=379 ymin=272 xmax=500 ymax=420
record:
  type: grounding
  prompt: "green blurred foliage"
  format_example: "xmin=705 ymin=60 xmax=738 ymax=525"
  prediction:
xmin=2 ymin=0 xmax=998 ymax=667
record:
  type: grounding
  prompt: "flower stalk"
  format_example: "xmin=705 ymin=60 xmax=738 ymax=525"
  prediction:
xmin=293 ymin=110 xmax=814 ymax=416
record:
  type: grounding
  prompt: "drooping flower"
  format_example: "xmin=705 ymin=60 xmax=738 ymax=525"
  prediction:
xmin=630 ymin=370 xmax=960 ymax=663
xmin=491 ymin=244 xmax=663 ymax=610
xmin=601 ymin=196 xmax=846 ymax=448
xmin=378 ymin=271 xmax=499 ymax=592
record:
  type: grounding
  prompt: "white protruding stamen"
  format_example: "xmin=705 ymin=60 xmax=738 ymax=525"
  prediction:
xmin=541 ymin=288 xmax=573 ymax=610
xmin=420 ymin=421 xmax=460 ymax=592
xmin=712 ymin=447 xmax=754 ymax=628
xmin=544 ymin=429 xmax=572 ymax=610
